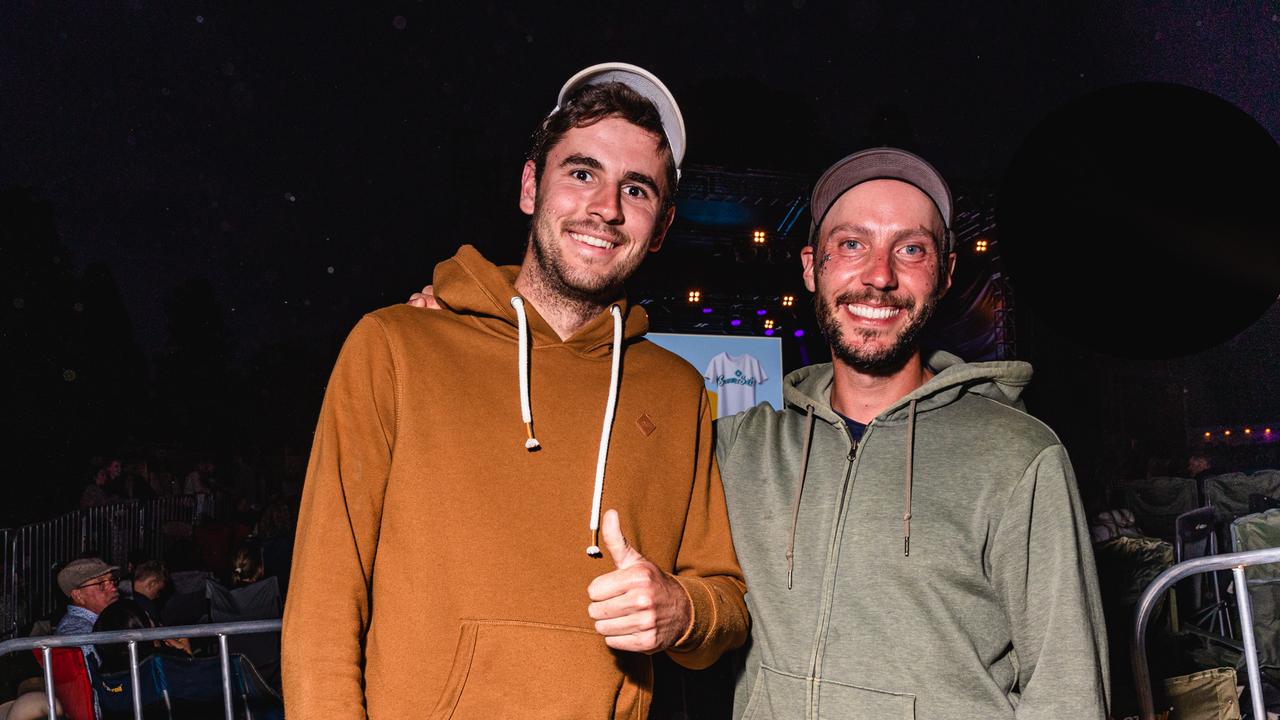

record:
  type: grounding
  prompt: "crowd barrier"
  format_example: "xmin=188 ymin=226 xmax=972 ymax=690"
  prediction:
xmin=0 ymin=494 xmax=213 ymax=640
xmin=0 ymin=619 xmax=281 ymax=720
xmin=1132 ymin=546 xmax=1280 ymax=720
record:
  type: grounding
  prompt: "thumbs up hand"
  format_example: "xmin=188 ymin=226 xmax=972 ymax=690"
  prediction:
xmin=587 ymin=509 xmax=692 ymax=653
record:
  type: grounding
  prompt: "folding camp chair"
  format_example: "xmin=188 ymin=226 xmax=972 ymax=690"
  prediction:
xmin=33 ymin=647 xmax=95 ymax=720
xmin=1175 ymin=506 xmax=1234 ymax=640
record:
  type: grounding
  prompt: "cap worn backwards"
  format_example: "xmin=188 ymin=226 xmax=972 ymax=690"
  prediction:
xmin=809 ymin=147 xmax=954 ymax=254
xmin=554 ymin=62 xmax=687 ymax=181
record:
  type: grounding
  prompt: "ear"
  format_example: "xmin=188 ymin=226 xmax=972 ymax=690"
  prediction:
xmin=940 ymin=251 xmax=957 ymax=296
xmin=647 ymin=205 xmax=676 ymax=253
xmin=801 ymin=245 xmax=817 ymax=293
xmin=519 ymin=160 xmax=538 ymax=216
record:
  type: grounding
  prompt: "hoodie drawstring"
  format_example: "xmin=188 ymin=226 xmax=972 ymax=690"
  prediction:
xmin=786 ymin=405 xmax=817 ymax=589
xmin=904 ymin=399 xmax=917 ymax=557
xmin=586 ymin=305 xmax=624 ymax=556
xmin=510 ymin=297 xmax=540 ymax=450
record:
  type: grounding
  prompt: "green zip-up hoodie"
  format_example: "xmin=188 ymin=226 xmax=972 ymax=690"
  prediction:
xmin=716 ymin=351 xmax=1109 ymax=720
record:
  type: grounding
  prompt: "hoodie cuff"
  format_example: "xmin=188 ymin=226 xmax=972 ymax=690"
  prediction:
xmin=668 ymin=574 xmax=711 ymax=653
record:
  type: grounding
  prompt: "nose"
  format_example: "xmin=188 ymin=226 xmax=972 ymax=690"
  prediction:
xmin=862 ymin=247 xmax=898 ymax=290
xmin=586 ymin=184 xmax=624 ymax=225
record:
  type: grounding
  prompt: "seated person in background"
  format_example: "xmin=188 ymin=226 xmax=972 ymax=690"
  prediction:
xmin=56 ymin=558 xmax=120 ymax=664
xmin=92 ymin=600 xmax=191 ymax=675
xmin=129 ymin=561 xmax=168 ymax=622
xmin=231 ymin=541 xmax=263 ymax=587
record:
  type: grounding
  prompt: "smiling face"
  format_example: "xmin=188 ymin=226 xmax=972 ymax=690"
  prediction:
xmin=802 ymin=179 xmax=955 ymax=375
xmin=517 ymin=115 xmax=674 ymax=306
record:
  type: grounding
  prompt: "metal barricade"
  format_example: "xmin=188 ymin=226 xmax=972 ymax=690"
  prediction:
xmin=1133 ymin=545 xmax=1280 ymax=720
xmin=1 ymin=494 xmax=211 ymax=640
xmin=0 ymin=619 xmax=281 ymax=720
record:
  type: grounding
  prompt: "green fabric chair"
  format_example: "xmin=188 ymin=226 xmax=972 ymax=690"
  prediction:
xmin=1126 ymin=476 xmax=1200 ymax=541
xmin=1229 ymin=509 xmax=1280 ymax=681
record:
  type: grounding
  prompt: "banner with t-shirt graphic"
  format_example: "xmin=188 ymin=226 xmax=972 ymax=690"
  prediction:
xmin=646 ymin=333 xmax=784 ymax=419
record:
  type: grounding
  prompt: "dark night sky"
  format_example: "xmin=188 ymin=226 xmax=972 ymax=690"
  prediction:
xmin=3 ymin=1 xmax=1278 ymax=480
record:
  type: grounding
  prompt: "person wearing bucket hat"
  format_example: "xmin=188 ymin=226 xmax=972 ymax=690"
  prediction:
xmin=715 ymin=148 xmax=1109 ymax=718
xmin=284 ymin=62 xmax=746 ymax=719
xmin=54 ymin=557 xmax=120 ymax=665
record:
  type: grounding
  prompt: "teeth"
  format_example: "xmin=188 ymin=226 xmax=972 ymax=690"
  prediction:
xmin=569 ymin=231 xmax=612 ymax=249
xmin=846 ymin=304 xmax=900 ymax=320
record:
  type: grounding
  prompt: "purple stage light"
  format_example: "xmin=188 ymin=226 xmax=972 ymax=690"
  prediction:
xmin=764 ymin=329 xmax=774 ymax=336
xmin=730 ymin=319 xmax=742 ymax=327
xmin=793 ymin=329 xmax=805 ymax=337
xmin=756 ymin=309 xmax=767 ymax=316
xmin=702 ymin=307 xmax=713 ymax=314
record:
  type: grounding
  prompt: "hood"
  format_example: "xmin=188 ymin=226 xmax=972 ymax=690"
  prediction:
xmin=431 ymin=244 xmax=641 ymax=557
xmin=433 ymin=244 xmax=649 ymax=359
xmin=779 ymin=350 xmax=1034 ymax=564
xmin=782 ymin=350 xmax=1032 ymax=427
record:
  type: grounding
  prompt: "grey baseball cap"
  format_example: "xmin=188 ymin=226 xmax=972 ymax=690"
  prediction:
xmin=809 ymin=147 xmax=954 ymax=253
xmin=556 ymin=62 xmax=686 ymax=179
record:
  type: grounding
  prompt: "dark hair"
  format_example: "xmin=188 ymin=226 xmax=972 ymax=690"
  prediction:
xmin=527 ymin=81 xmax=677 ymax=212
xmin=233 ymin=540 xmax=264 ymax=586
xmin=93 ymin=599 xmax=156 ymax=674
xmin=133 ymin=560 xmax=167 ymax=587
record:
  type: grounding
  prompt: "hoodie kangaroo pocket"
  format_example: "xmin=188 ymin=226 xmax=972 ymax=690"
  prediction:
xmin=429 ymin=619 xmax=633 ymax=720
xmin=817 ymin=678 xmax=916 ymax=719
xmin=741 ymin=665 xmax=810 ymax=720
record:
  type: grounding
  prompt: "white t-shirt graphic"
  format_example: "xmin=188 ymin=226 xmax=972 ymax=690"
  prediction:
xmin=703 ymin=352 xmax=768 ymax=418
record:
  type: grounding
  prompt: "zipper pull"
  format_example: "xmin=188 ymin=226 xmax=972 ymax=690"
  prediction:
xmin=847 ymin=438 xmax=858 ymax=461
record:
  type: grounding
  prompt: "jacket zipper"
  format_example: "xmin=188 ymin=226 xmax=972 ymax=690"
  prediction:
xmin=806 ymin=423 xmax=868 ymax=719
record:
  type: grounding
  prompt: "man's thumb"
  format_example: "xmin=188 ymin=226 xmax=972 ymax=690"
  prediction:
xmin=601 ymin=509 xmax=640 ymax=569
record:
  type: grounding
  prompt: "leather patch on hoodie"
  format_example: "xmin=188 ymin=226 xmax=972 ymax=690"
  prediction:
xmin=636 ymin=413 xmax=657 ymax=437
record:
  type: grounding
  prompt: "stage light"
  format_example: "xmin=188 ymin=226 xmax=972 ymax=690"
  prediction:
xmin=1225 ymin=430 xmax=1232 ymax=436
xmin=763 ymin=319 xmax=775 ymax=330
xmin=781 ymin=294 xmax=795 ymax=307
xmin=975 ymin=238 xmax=989 ymax=253
xmin=702 ymin=307 xmax=713 ymax=314
xmin=730 ymin=318 xmax=742 ymax=327
xmin=1267 ymin=428 xmax=1273 ymax=435
xmin=1204 ymin=432 xmax=1212 ymax=439
xmin=756 ymin=309 xmax=768 ymax=316
xmin=764 ymin=329 xmax=775 ymax=336
xmin=752 ymin=229 xmax=767 ymax=245
xmin=1246 ymin=428 xmax=1253 ymax=435
xmin=687 ymin=290 xmax=701 ymax=303
xmin=793 ymin=329 xmax=805 ymax=338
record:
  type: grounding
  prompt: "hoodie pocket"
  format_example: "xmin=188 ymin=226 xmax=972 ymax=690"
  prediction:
xmin=817 ymin=678 xmax=916 ymax=719
xmin=740 ymin=666 xmax=916 ymax=720
xmin=429 ymin=619 xmax=636 ymax=720
xmin=740 ymin=665 xmax=810 ymax=720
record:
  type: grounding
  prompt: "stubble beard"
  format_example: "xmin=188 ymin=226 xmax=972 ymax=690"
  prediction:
xmin=524 ymin=197 xmax=648 ymax=314
xmin=813 ymin=271 xmax=941 ymax=376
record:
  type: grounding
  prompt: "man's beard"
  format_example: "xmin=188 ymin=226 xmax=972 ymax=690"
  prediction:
xmin=526 ymin=203 xmax=643 ymax=307
xmin=813 ymin=275 xmax=941 ymax=376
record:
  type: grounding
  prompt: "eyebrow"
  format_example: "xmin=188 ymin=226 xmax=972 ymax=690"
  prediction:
xmin=825 ymin=223 xmax=939 ymax=246
xmin=560 ymin=154 xmax=662 ymax=197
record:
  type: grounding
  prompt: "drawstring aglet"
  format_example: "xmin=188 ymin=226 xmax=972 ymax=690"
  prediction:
xmin=903 ymin=511 xmax=912 ymax=557
xmin=524 ymin=423 xmax=540 ymax=450
xmin=586 ymin=527 xmax=602 ymax=557
xmin=786 ymin=549 xmax=795 ymax=590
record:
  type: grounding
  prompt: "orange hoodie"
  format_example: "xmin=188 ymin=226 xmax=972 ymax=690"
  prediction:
xmin=282 ymin=245 xmax=748 ymax=719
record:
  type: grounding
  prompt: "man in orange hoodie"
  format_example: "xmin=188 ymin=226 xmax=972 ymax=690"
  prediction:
xmin=283 ymin=63 xmax=748 ymax=719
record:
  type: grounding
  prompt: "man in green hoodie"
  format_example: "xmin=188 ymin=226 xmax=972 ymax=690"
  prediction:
xmin=716 ymin=148 xmax=1110 ymax=719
